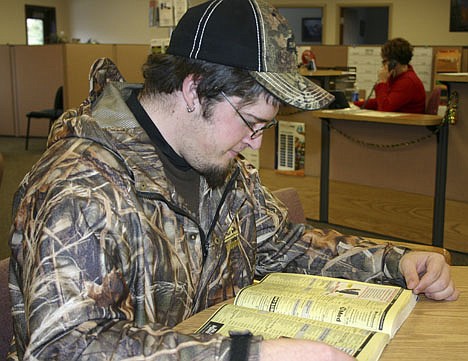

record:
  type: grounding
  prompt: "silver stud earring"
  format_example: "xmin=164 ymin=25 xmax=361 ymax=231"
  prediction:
xmin=186 ymin=105 xmax=195 ymax=113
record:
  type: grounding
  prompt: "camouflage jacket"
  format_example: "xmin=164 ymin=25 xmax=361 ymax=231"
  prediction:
xmin=8 ymin=59 xmax=407 ymax=360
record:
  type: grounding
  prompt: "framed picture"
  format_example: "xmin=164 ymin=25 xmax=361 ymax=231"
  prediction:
xmin=450 ymin=0 xmax=468 ymax=31
xmin=301 ymin=17 xmax=322 ymax=43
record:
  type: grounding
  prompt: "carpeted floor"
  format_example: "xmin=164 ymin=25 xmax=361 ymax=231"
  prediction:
xmin=0 ymin=137 xmax=46 ymax=259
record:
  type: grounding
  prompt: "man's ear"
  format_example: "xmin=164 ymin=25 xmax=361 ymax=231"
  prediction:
xmin=182 ymin=75 xmax=199 ymax=110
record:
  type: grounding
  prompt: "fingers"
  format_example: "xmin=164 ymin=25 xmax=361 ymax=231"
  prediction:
xmin=400 ymin=252 xmax=459 ymax=301
xmin=423 ymin=280 xmax=460 ymax=301
xmin=417 ymin=264 xmax=459 ymax=300
xmin=377 ymin=67 xmax=388 ymax=83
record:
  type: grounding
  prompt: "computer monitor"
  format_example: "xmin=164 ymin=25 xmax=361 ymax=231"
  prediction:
xmin=327 ymin=91 xmax=350 ymax=109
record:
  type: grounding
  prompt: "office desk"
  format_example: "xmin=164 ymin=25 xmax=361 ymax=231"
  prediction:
xmin=311 ymin=108 xmax=446 ymax=247
xmin=435 ymin=72 xmax=468 ymax=83
xmin=299 ymin=68 xmax=355 ymax=90
xmin=175 ymin=266 xmax=468 ymax=361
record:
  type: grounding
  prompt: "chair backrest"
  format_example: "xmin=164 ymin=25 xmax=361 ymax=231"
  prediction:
xmin=272 ymin=187 xmax=306 ymax=224
xmin=54 ymin=86 xmax=64 ymax=111
xmin=0 ymin=257 xmax=12 ymax=360
xmin=425 ymin=86 xmax=441 ymax=115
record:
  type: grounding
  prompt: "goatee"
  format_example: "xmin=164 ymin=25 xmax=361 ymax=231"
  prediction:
xmin=203 ymin=160 xmax=235 ymax=189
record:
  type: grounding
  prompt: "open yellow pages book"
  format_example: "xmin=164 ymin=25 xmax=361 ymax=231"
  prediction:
xmin=196 ymin=273 xmax=418 ymax=361
xmin=198 ymin=303 xmax=388 ymax=361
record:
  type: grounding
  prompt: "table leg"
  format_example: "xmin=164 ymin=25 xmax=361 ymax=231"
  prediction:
xmin=432 ymin=120 xmax=449 ymax=247
xmin=320 ymin=118 xmax=330 ymax=223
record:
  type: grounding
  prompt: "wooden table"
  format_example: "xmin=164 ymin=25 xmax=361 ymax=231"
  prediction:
xmin=175 ymin=266 xmax=468 ymax=361
xmin=435 ymin=73 xmax=468 ymax=83
xmin=311 ymin=108 xmax=446 ymax=247
xmin=380 ymin=266 xmax=468 ymax=361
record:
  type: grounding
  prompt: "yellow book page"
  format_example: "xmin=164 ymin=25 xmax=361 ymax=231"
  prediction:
xmin=197 ymin=304 xmax=389 ymax=361
xmin=234 ymin=273 xmax=417 ymax=337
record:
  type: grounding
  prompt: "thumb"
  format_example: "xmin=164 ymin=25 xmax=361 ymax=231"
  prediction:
xmin=400 ymin=258 xmax=421 ymax=290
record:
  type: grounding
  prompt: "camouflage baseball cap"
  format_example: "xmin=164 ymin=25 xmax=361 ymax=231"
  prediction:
xmin=166 ymin=0 xmax=334 ymax=110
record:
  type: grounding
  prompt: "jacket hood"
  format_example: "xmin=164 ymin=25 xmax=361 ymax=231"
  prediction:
xmin=46 ymin=81 xmax=178 ymax=199
xmin=48 ymin=82 xmax=143 ymax=152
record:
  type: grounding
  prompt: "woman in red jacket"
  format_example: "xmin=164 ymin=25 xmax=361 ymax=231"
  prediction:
xmin=355 ymin=38 xmax=426 ymax=113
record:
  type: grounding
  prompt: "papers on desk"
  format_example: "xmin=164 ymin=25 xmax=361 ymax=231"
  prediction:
xmin=319 ymin=108 xmax=409 ymax=118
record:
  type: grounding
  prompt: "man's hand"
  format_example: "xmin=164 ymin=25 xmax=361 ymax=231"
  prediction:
xmin=399 ymin=251 xmax=459 ymax=301
xmin=260 ymin=339 xmax=355 ymax=361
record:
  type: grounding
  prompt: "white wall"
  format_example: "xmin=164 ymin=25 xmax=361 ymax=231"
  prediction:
xmin=1 ymin=0 xmax=467 ymax=46
xmin=67 ymin=0 xmax=169 ymax=45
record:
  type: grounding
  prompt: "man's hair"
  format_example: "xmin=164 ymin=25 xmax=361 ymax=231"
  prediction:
xmin=140 ymin=53 xmax=281 ymax=118
xmin=381 ymin=38 xmax=414 ymax=65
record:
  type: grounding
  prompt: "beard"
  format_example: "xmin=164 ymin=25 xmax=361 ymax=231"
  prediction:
xmin=201 ymin=159 xmax=236 ymax=189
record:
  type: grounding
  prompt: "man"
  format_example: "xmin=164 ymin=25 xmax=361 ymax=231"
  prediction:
xmin=355 ymin=37 xmax=426 ymax=113
xmin=8 ymin=1 xmax=457 ymax=360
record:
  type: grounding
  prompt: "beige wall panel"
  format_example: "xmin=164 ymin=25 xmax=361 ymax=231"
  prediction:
xmin=446 ymin=83 xmax=468 ymax=202
xmin=309 ymin=45 xmax=348 ymax=68
xmin=12 ymin=44 xmax=64 ymax=137
xmin=259 ymin=130 xmax=276 ymax=170
xmin=0 ymin=45 xmax=15 ymax=136
xmin=329 ymin=121 xmax=437 ymax=197
xmin=63 ymin=44 xmax=114 ymax=109
xmin=114 ymin=44 xmax=150 ymax=83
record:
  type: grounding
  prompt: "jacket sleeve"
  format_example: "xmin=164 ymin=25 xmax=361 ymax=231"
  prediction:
xmin=253 ymin=184 xmax=408 ymax=287
xmin=354 ymin=98 xmax=378 ymax=110
xmin=374 ymin=78 xmax=414 ymax=112
xmin=9 ymin=169 xmax=261 ymax=361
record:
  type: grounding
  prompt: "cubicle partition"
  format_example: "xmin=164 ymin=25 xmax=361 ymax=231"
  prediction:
xmin=0 ymin=43 xmax=150 ymax=138
xmin=64 ymin=43 xmax=150 ymax=109
xmin=12 ymin=44 xmax=64 ymax=138
xmin=0 ymin=45 xmax=16 ymax=136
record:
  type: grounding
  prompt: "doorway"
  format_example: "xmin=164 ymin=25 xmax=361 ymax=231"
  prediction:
xmin=339 ymin=6 xmax=389 ymax=45
xmin=25 ymin=5 xmax=57 ymax=45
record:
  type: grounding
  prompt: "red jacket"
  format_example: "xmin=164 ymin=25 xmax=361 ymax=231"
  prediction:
xmin=356 ymin=65 xmax=426 ymax=113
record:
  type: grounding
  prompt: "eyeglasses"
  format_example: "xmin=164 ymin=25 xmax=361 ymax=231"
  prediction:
xmin=220 ymin=91 xmax=278 ymax=139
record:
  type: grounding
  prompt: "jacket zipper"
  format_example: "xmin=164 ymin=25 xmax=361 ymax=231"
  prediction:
xmin=137 ymin=191 xmax=209 ymax=259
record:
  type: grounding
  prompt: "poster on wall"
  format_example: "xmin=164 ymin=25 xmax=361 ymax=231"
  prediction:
xmin=276 ymin=121 xmax=306 ymax=175
xmin=158 ymin=1 xmax=175 ymax=27
xmin=174 ymin=0 xmax=188 ymax=24
xmin=301 ymin=18 xmax=322 ymax=43
xmin=149 ymin=0 xmax=188 ymax=27
xmin=149 ymin=0 xmax=158 ymax=27
xmin=450 ymin=0 xmax=468 ymax=31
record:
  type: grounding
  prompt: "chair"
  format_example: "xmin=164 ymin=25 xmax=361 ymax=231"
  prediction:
xmin=0 ymin=257 xmax=12 ymax=360
xmin=272 ymin=187 xmax=451 ymax=264
xmin=25 ymin=86 xmax=64 ymax=150
xmin=425 ymin=86 xmax=442 ymax=115
xmin=272 ymin=187 xmax=306 ymax=224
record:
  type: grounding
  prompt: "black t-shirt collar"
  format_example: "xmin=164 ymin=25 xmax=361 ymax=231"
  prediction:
xmin=126 ymin=89 xmax=192 ymax=171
